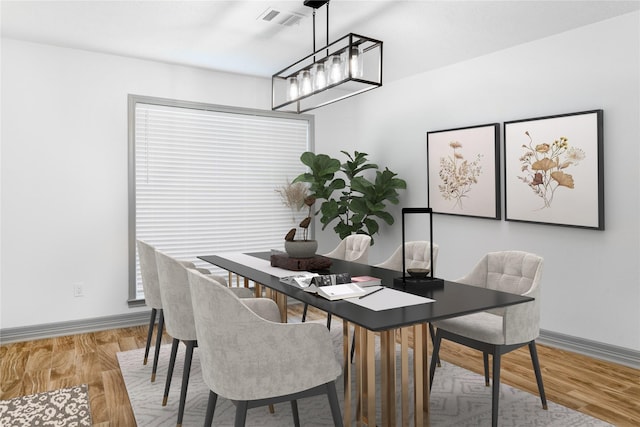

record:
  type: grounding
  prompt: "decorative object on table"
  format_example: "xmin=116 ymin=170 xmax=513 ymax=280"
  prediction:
xmin=406 ymin=268 xmax=430 ymax=279
xmin=293 ymin=150 xmax=407 ymax=244
xmin=271 ymin=0 xmax=382 ymax=114
xmin=279 ymin=273 xmax=320 ymax=288
xmin=279 ymin=182 xmax=318 ymax=257
xmin=504 ymin=110 xmax=604 ymax=229
xmin=316 ymin=282 xmax=368 ymax=300
xmin=310 ymin=272 xmax=352 ymax=287
xmin=427 ymin=123 xmax=501 ymax=219
xmin=351 ymin=275 xmax=382 ymax=286
xmin=392 ymin=208 xmax=443 ymax=288
xmin=270 ymin=252 xmax=333 ymax=271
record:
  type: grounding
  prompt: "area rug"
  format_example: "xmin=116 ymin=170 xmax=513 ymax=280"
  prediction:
xmin=117 ymin=324 xmax=611 ymax=427
xmin=0 ymin=384 xmax=92 ymax=426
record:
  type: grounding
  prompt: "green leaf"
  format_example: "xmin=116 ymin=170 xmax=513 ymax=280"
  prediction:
xmin=294 ymin=150 xmax=407 ymax=245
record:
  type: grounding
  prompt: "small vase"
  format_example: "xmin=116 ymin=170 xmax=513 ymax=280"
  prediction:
xmin=284 ymin=240 xmax=318 ymax=259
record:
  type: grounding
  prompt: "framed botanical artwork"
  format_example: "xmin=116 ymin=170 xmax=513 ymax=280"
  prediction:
xmin=427 ymin=123 xmax=500 ymax=219
xmin=504 ymin=110 xmax=604 ymax=229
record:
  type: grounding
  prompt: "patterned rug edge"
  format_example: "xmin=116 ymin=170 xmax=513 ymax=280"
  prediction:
xmin=0 ymin=384 xmax=92 ymax=426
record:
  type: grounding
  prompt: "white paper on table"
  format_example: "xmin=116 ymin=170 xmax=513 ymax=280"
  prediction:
xmin=216 ymin=252 xmax=310 ymax=278
xmin=346 ymin=286 xmax=435 ymax=311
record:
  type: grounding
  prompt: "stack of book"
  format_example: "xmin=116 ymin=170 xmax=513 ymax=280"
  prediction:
xmin=280 ymin=273 xmax=381 ymax=300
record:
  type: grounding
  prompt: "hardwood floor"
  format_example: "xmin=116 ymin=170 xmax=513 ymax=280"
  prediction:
xmin=1 ymin=304 xmax=639 ymax=426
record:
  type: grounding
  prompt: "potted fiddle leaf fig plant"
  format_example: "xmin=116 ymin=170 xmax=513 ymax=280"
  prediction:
xmin=293 ymin=150 xmax=407 ymax=244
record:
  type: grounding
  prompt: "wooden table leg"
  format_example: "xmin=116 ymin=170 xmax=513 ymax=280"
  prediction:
xmin=413 ymin=323 xmax=429 ymax=426
xmin=380 ymin=330 xmax=396 ymax=426
xmin=400 ymin=327 xmax=411 ymax=427
xmin=365 ymin=328 xmax=376 ymax=426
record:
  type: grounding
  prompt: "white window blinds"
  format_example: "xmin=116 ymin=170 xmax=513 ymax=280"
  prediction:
xmin=129 ymin=96 xmax=312 ymax=301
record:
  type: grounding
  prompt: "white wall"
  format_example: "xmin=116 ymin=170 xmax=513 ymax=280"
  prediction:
xmin=2 ymin=11 xmax=638 ymax=353
xmin=313 ymin=12 xmax=640 ymax=351
xmin=1 ymin=38 xmax=271 ymax=329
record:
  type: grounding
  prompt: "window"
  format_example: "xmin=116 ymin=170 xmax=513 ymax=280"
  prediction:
xmin=128 ymin=95 xmax=313 ymax=302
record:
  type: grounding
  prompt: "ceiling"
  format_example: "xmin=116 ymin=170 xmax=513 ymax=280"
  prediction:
xmin=2 ymin=1 xmax=639 ymax=83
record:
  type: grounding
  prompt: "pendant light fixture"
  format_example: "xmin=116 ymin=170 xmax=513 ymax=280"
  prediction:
xmin=272 ymin=0 xmax=383 ymax=114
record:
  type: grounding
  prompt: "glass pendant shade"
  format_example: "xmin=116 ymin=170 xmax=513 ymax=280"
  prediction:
xmin=328 ymin=55 xmax=343 ymax=84
xmin=286 ymin=76 xmax=299 ymax=101
xmin=299 ymin=70 xmax=312 ymax=96
xmin=349 ymin=46 xmax=363 ymax=78
xmin=314 ymin=63 xmax=327 ymax=90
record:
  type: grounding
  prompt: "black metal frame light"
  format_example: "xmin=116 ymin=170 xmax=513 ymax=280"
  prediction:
xmin=393 ymin=207 xmax=444 ymax=287
xmin=272 ymin=0 xmax=383 ymax=114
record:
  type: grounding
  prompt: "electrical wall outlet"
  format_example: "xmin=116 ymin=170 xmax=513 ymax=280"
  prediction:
xmin=73 ymin=282 xmax=84 ymax=297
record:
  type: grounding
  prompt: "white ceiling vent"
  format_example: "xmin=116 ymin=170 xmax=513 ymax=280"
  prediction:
xmin=257 ymin=7 xmax=305 ymax=27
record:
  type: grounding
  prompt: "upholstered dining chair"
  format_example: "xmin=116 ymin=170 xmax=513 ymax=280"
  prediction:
xmin=136 ymin=240 xmax=165 ymax=382
xmin=375 ymin=240 xmax=439 ymax=274
xmin=323 ymin=234 xmax=372 ymax=264
xmin=302 ymin=234 xmax=373 ymax=326
xmin=429 ymin=251 xmax=547 ymax=427
xmin=187 ymin=269 xmax=344 ymax=427
xmin=155 ymin=250 xmax=254 ymax=427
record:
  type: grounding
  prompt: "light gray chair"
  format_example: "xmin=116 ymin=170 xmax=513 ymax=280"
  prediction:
xmin=323 ymin=234 xmax=372 ymax=264
xmin=155 ymin=250 xmax=253 ymax=427
xmin=429 ymin=251 xmax=547 ymax=427
xmin=136 ymin=239 xmax=166 ymax=382
xmin=375 ymin=240 xmax=439 ymax=274
xmin=187 ymin=269 xmax=344 ymax=427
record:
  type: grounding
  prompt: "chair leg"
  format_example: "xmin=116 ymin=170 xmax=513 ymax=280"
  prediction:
xmin=204 ymin=390 xmax=218 ymax=427
xmin=350 ymin=330 xmax=356 ymax=363
xmin=144 ymin=308 xmax=157 ymax=365
xmin=491 ymin=352 xmax=501 ymax=427
xmin=326 ymin=382 xmax=344 ymax=427
xmin=234 ymin=401 xmax=248 ymax=427
xmin=528 ymin=341 xmax=548 ymax=409
xmin=429 ymin=330 xmax=442 ymax=390
xmin=291 ymin=400 xmax=300 ymax=427
xmin=163 ymin=338 xmax=179 ymax=406
xmin=177 ymin=340 xmax=196 ymax=426
xmin=483 ymin=352 xmax=490 ymax=386
xmin=301 ymin=303 xmax=308 ymax=322
xmin=326 ymin=313 xmax=332 ymax=329
xmin=429 ymin=323 xmax=441 ymax=367
xmin=151 ymin=309 xmax=164 ymax=382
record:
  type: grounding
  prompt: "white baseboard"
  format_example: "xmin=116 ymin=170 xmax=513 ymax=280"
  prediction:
xmin=0 ymin=311 xmax=151 ymax=344
xmin=539 ymin=328 xmax=639 ymax=369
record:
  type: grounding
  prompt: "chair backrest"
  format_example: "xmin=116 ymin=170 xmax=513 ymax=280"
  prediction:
xmin=457 ymin=251 xmax=543 ymax=296
xmin=155 ymin=250 xmax=197 ymax=341
xmin=187 ymin=269 xmax=342 ymax=402
xmin=457 ymin=251 xmax=544 ymax=343
xmin=136 ymin=240 xmax=162 ymax=309
xmin=375 ymin=241 xmax=439 ymax=273
xmin=323 ymin=234 xmax=372 ymax=264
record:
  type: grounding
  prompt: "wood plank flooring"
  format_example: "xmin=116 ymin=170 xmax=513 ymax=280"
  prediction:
xmin=1 ymin=304 xmax=638 ymax=426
